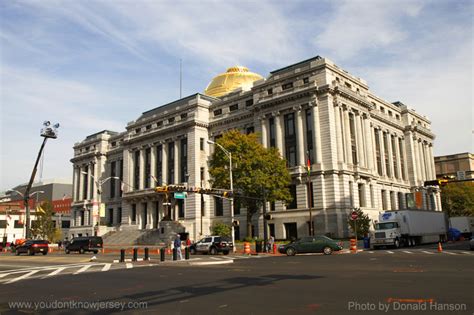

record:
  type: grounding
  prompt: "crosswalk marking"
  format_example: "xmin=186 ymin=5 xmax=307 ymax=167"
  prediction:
xmin=101 ymin=263 xmax=111 ymax=272
xmin=461 ymin=251 xmax=473 ymax=255
xmin=5 ymin=270 xmax=39 ymax=284
xmin=74 ymin=265 xmax=92 ymax=274
xmin=422 ymin=251 xmax=434 ymax=255
xmin=368 ymin=251 xmax=374 ymax=254
xmin=42 ymin=267 xmax=66 ymax=279
xmin=402 ymin=251 xmax=413 ymax=254
xmin=126 ymin=263 xmax=133 ymax=269
xmin=443 ymin=251 xmax=457 ymax=255
xmin=386 ymin=251 xmax=394 ymax=254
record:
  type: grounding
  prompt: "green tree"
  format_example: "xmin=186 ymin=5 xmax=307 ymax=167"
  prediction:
xmin=211 ymin=221 xmax=231 ymax=237
xmin=30 ymin=201 xmax=57 ymax=240
xmin=347 ymin=208 xmax=371 ymax=239
xmin=209 ymin=130 xmax=292 ymax=237
xmin=441 ymin=182 xmax=474 ymax=217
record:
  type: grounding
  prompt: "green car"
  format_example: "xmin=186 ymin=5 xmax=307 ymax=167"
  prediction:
xmin=278 ymin=235 xmax=343 ymax=256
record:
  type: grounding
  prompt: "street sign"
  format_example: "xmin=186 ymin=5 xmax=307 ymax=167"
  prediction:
xmin=174 ymin=192 xmax=187 ymax=199
xmin=351 ymin=211 xmax=358 ymax=220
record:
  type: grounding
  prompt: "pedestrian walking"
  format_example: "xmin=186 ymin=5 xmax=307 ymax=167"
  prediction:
xmin=267 ymin=236 xmax=275 ymax=252
xmin=186 ymin=236 xmax=191 ymax=247
xmin=174 ymin=234 xmax=183 ymax=260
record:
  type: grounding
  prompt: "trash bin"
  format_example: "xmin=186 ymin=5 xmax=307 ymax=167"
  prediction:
xmin=363 ymin=236 xmax=370 ymax=249
xmin=255 ymin=240 xmax=263 ymax=253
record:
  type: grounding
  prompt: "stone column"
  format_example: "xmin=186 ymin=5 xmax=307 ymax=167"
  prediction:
xmin=296 ymin=109 xmax=305 ymax=166
xmin=150 ymin=144 xmax=156 ymax=186
xmin=387 ymin=133 xmax=394 ymax=178
xmin=174 ymin=141 xmax=180 ymax=184
xmin=312 ymin=104 xmax=322 ymax=164
xmin=428 ymin=144 xmax=436 ymax=180
xmin=355 ymin=113 xmax=365 ymax=167
xmin=334 ymin=105 xmax=344 ymax=163
xmin=343 ymin=108 xmax=353 ymax=164
xmin=395 ymin=136 xmax=402 ymax=179
xmin=138 ymin=148 xmax=145 ymax=190
xmin=378 ymin=129 xmax=386 ymax=176
xmin=128 ymin=150 xmax=135 ymax=192
xmin=261 ymin=116 xmax=268 ymax=148
xmin=275 ymin=113 xmax=284 ymax=157
xmin=363 ymin=116 xmax=374 ymax=170
xmin=162 ymin=143 xmax=168 ymax=185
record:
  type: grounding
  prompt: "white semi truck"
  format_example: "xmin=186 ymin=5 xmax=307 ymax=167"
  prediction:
xmin=449 ymin=216 xmax=474 ymax=237
xmin=372 ymin=210 xmax=447 ymax=249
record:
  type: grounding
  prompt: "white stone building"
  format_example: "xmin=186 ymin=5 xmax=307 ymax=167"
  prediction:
xmin=69 ymin=56 xmax=439 ymax=241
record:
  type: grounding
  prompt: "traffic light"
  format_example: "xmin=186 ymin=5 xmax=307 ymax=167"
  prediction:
xmin=222 ymin=191 xmax=233 ymax=198
xmin=155 ymin=185 xmax=169 ymax=193
xmin=424 ymin=179 xmax=449 ymax=187
xmin=168 ymin=185 xmax=187 ymax=192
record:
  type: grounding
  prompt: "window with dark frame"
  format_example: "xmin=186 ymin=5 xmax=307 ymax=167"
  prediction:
xmin=305 ymin=109 xmax=314 ymax=163
xmin=282 ymin=82 xmax=293 ymax=90
xmin=245 ymin=99 xmax=254 ymax=107
xmin=234 ymin=198 xmax=241 ymax=215
xmin=178 ymin=199 xmax=185 ymax=218
xmin=144 ymin=148 xmax=151 ymax=189
xmin=374 ymin=129 xmax=382 ymax=175
xmin=168 ymin=142 xmax=175 ymax=184
xmin=287 ymin=185 xmax=297 ymax=209
xmin=200 ymin=138 xmax=204 ymax=151
xmin=215 ymin=197 xmax=223 ymax=216
xmin=269 ymin=117 xmax=276 ymax=148
xmin=132 ymin=204 xmax=137 ymax=222
xmin=82 ymin=165 xmax=88 ymax=200
xmin=349 ymin=113 xmax=358 ymax=164
xmin=383 ymin=132 xmax=391 ymax=177
xmin=134 ymin=150 xmax=140 ymax=189
xmin=284 ymin=113 xmax=297 ymax=167
xmin=110 ymin=161 xmax=116 ymax=198
xmin=119 ymin=159 xmax=123 ymax=197
xmin=180 ymin=138 xmax=187 ymax=183
xmin=303 ymin=77 xmax=309 ymax=84
xmin=267 ymin=88 xmax=273 ymax=95
xmin=156 ymin=145 xmax=162 ymax=185
xmin=229 ymin=104 xmax=238 ymax=111
xmin=214 ymin=109 xmax=222 ymax=116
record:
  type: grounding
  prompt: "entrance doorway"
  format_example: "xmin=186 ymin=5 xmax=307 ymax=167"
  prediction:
xmin=284 ymin=222 xmax=297 ymax=240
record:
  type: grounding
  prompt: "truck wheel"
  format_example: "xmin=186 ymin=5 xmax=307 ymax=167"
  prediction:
xmin=79 ymin=248 xmax=85 ymax=254
xmin=394 ymin=239 xmax=400 ymax=249
xmin=209 ymin=247 xmax=218 ymax=255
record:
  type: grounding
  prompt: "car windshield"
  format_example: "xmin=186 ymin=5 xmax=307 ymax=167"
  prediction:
xmin=375 ymin=222 xmax=398 ymax=230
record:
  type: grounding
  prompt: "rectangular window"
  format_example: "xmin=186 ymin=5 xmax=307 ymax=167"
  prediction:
xmin=398 ymin=192 xmax=404 ymax=210
xmin=284 ymin=113 xmax=297 ymax=167
xmin=144 ymin=148 xmax=151 ymax=189
xmin=245 ymin=99 xmax=254 ymax=107
xmin=119 ymin=159 xmax=123 ymax=197
xmin=282 ymin=82 xmax=293 ymax=90
xmin=269 ymin=117 xmax=276 ymax=148
xmin=269 ymin=224 xmax=275 ymax=237
xmin=118 ymin=207 xmax=122 ymax=225
xmin=200 ymin=167 xmax=205 ymax=185
xmin=358 ymin=183 xmax=366 ymax=207
xmin=383 ymin=132 xmax=391 ymax=177
xmin=267 ymin=88 xmax=273 ymax=95
xmin=229 ymin=104 xmax=238 ymax=111
xmin=110 ymin=161 xmax=116 ymax=198
xmin=135 ymin=128 xmax=140 ymax=134
xmin=132 ymin=204 xmax=137 ymax=222
xmin=305 ymin=109 xmax=314 ymax=163
xmin=61 ymin=220 xmax=71 ymax=229
xmin=381 ymin=190 xmax=387 ymax=210
xmin=303 ymin=77 xmax=309 ymax=84
xmin=287 ymin=185 xmax=297 ymax=209
xmin=178 ymin=199 xmax=185 ymax=218
xmin=399 ymin=138 xmax=406 ymax=180
xmin=180 ymin=113 xmax=187 ymax=119
xmin=156 ymin=145 xmax=162 ymax=185
xmin=391 ymin=135 xmax=398 ymax=178
xmin=370 ymin=185 xmax=374 ymax=208
xmin=374 ymin=129 xmax=382 ymax=175
xmin=134 ymin=150 xmax=140 ymax=189
xmin=270 ymin=201 xmax=276 ymax=211
xmin=157 ymin=121 xmax=163 ymax=127
xmin=390 ymin=191 xmax=396 ymax=210
xmin=215 ymin=197 xmax=223 ymax=216
xmin=82 ymin=165 xmax=88 ymax=200
xmin=180 ymin=138 xmax=187 ymax=183
xmin=168 ymin=142 xmax=175 ymax=184
xmin=214 ymin=109 xmax=222 ymax=116
xmin=349 ymin=113 xmax=358 ymax=164
xmin=146 ymin=124 xmax=151 ymax=130
xmin=0 ymin=220 xmax=7 ymax=229
xmin=200 ymin=138 xmax=204 ymax=151
xmin=14 ymin=220 xmax=24 ymax=229
xmin=168 ymin=117 xmax=175 ymax=123
xmin=234 ymin=198 xmax=241 ymax=215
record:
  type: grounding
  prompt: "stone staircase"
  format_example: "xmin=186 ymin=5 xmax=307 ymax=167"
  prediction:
xmin=103 ymin=221 xmax=186 ymax=246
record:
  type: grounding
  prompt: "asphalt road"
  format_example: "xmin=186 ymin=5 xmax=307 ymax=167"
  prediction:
xmin=0 ymin=241 xmax=472 ymax=315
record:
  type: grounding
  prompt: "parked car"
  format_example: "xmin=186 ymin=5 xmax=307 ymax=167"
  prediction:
xmin=470 ymin=236 xmax=474 ymax=251
xmin=65 ymin=236 xmax=103 ymax=254
xmin=189 ymin=236 xmax=233 ymax=255
xmin=278 ymin=235 xmax=343 ymax=256
xmin=15 ymin=240 xmax=49 ymax=256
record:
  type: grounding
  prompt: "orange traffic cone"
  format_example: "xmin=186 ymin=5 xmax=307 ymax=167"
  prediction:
xmin=437 ymin=242 xmax=443 ymax=253
xmin=166 ymin=247 xmax=171 ymax=255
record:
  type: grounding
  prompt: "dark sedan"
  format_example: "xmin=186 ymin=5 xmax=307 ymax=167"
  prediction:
xmin=15 ymin=240 xmax=49 ymax=256
xmin=278 ymin=235 xmax=342 ymax=256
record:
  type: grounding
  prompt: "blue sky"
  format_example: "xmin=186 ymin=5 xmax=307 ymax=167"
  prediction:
xmin=1 ymin=0 xmax=472 ymax=190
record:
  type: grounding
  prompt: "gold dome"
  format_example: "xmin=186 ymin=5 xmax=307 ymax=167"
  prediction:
xmin=204 ymin=66 xmax=263 ymax=98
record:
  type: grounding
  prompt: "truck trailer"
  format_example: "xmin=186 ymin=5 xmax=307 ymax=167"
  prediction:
xmin=372 ymin=210 xmax=447 ymax=249
xmin=449 ymin=216 xmax=474 ymax=238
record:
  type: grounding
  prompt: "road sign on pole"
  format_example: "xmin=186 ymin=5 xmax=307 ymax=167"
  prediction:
xmin=351 ymin=211 xmax=358 ymax=220
xmin=174 ymin=192 xmax=187 ymax=199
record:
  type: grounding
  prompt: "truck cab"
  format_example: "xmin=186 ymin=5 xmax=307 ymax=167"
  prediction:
xmin=373 ymin=220 xmax=402 ymax=249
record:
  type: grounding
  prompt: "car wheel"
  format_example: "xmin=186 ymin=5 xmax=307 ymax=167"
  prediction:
xmin=209 ymin=247 xmax=218 ymax=255
xmin=65 ymin=249 xmax=70 ymax=254
xmin=286 ymin=247 xmax=296 ymax=256
xmin=28 ymin=249 xmax=34 ymax=256
xmin=79 ymin=248 xmax=85 ymax=254
xmin=93 ymin=250 xmax=98 ymax=254
xmin=223 ymin=251 xmax=229 ymax=255
xmin=190 ymin=247 xmax=196 ymax=255
xmin=42 ymin=252 xmax=48 ymax=255
xmin=323 ymin=247 xmax=333 ymax=255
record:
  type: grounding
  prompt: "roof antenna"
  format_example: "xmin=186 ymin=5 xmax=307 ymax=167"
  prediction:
xmin=179 ymin=58 xmax=182 ymax=99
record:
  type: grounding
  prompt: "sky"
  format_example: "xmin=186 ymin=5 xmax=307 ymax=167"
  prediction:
xmin=0 ymin=0 xmax=472 ymax=191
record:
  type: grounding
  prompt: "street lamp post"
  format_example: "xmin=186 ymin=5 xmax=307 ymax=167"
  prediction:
xmin=207 ymin=140 xmax=235 ymax=253
xmin=81 ymin=172 xmax=120 ymax=234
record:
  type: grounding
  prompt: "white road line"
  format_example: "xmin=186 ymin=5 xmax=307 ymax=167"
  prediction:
xmin=221 ymin=256 xmax=234 ymax=260
xmin=210 ymin=257 xmax=221 ymax=260
xmin=461 ymin=251 xmax=473 ymax=255
xmin=422 ymin=251 xmax=435 ymax=255
xmin=126 ymin=263 xmax=133 ymax=269
xmin=5 ymin=270 xmax=39 ymax=284
xmin=101 ymin=264 xmax=111 ymax=272
xmin=386 ymin=251 xmax=394 ymax=254
xmin=368 ymin=251 xmax=375 ymax=254
xmin=74 ymin=265 xmax=92 ymax=274
xmin=443 ymin=251 xmax=457 ymax=255
xmin=42 ymin=267 xmax=66 ymax=279
xmin=402 ymin=251 xmax=413 ymax=254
